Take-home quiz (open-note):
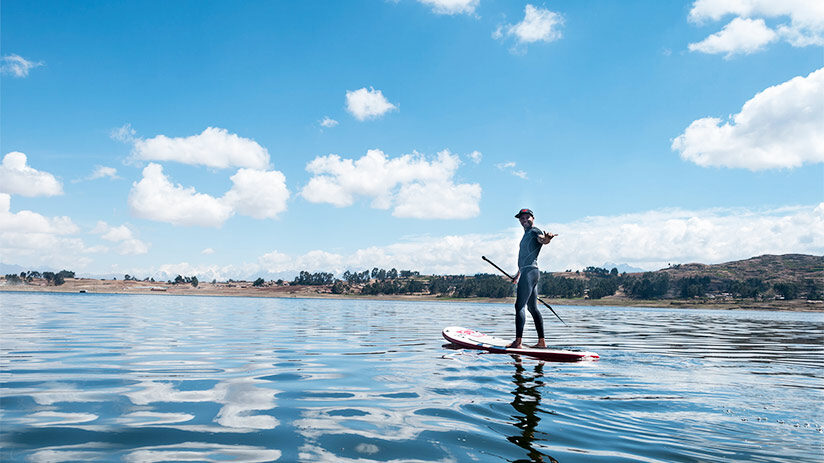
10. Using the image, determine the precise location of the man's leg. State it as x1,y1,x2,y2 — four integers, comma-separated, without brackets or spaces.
510,275,530,348
525,268,545,347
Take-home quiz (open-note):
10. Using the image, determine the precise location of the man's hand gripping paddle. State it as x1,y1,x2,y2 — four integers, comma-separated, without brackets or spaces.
482,256,569,327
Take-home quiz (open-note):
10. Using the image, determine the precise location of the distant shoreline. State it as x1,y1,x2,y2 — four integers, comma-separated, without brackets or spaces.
2,278,822,313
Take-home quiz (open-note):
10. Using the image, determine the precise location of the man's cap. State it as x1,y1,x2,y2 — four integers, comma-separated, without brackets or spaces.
515,208,534,218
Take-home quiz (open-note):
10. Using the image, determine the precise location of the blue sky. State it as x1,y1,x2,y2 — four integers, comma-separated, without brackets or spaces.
1,0,822,280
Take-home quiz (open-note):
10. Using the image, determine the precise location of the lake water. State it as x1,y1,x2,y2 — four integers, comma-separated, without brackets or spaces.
1,292,822,462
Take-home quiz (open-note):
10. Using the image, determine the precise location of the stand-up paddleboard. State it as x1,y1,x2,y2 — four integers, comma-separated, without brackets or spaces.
442,326,599,362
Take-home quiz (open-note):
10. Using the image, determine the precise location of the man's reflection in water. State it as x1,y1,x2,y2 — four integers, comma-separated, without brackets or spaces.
508,357,559,463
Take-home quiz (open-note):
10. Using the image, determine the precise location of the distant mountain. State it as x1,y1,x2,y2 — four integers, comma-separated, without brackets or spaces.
0,263,30,275
602,262,645,274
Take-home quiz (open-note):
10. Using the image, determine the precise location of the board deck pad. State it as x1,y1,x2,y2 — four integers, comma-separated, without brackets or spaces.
442,326,599,362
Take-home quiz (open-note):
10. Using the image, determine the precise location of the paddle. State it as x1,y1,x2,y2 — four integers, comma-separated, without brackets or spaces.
482,255,569,327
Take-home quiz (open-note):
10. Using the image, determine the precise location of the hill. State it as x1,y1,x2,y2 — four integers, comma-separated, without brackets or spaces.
657,254,823,284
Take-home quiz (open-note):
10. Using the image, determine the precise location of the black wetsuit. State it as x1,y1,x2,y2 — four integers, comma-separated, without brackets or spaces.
515,226,545,339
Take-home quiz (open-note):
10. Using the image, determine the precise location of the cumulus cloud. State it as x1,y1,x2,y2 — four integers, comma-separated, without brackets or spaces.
417,0,479,15
688,0,824,55
223,168,290,220
153,202,823,281
467,150,483,164
1,54,43,77
0,193,91,270
494,4,563,51
345,87,397,121
393,181,481,219
0,152,63,197
91,221,149,255
256,237,491,276
689,17,777,57
131,127,270,169
300,149,481,219
129,163,235,227
547,203,824,271
128,163,289,227
330,203,824,272
0,194,76,235
672,67,824,170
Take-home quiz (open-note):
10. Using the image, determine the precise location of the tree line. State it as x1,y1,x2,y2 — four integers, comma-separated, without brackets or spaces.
4,265,820,302
279,266,822,301
4,270,75,286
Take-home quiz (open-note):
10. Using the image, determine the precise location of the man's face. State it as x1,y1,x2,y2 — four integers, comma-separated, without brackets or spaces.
518,214,533,228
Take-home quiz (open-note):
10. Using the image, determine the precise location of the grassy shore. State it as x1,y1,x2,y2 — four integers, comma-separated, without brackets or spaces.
2,278,823,312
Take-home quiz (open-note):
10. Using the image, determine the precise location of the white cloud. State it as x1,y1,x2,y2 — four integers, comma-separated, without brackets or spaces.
345,87,397,121
0,152,63,197
139,203,823,280
320,117,339,128
300,149,481,219
496,161,527,179
111,124,137,143
90,166,119,180
201,248,215,255
223,168,290,220
1,54,43,77
91,221,149,255
128,163,289,227
0,193,91,270
131,127,270,169
688,17,777,57
688,0,824,54
417,0,479,15
74,166,120,183
547,204,824,271
467,150,483,164
128,163,234,227
495,4,563,51
672,67,824,170
393,180,481,219
0,194,76,235
257,237,491,276
287,203,824,274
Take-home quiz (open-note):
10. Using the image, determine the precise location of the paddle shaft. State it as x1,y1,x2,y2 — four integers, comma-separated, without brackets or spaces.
482,256,568,327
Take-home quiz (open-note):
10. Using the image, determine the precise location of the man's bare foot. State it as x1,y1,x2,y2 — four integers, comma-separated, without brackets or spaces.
506,338,523,349
531,339,547,349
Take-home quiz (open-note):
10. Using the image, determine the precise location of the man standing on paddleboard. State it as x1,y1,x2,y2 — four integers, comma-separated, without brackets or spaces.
509,209,557,349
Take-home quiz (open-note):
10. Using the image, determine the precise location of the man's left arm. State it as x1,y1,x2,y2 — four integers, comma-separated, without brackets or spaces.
537,229,557,245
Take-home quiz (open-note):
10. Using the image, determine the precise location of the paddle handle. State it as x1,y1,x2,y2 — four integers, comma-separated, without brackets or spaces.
482,255,514,281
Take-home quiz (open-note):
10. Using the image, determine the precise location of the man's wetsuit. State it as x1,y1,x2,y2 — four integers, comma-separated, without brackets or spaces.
515,226,545,339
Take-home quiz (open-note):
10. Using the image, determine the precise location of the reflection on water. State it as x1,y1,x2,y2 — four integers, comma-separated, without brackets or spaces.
509,359,558,463
1,292,822,462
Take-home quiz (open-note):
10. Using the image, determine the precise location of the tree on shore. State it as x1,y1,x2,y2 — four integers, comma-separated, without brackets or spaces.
623,272,670,299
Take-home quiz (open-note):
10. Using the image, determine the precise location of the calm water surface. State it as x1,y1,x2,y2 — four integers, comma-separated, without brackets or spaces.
1,292,822,462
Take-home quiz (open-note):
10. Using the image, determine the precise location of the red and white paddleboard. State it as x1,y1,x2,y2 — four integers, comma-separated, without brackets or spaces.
442,326,599,362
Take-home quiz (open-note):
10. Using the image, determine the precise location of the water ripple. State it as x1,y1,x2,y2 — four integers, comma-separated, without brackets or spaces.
1,293,822,462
